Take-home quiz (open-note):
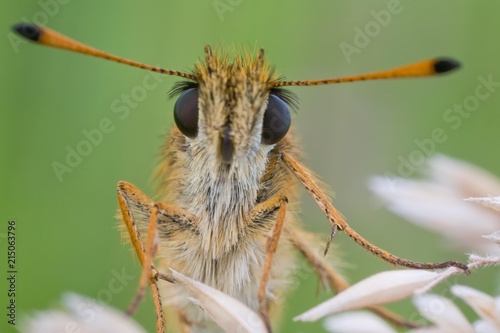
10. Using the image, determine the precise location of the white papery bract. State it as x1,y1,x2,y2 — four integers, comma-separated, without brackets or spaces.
171,269,268,333
370,154,500,254
323,154,500,333
451,285,500,331
19,293,147,333
295,270,440,322
412,294,474,333
323,312,397,333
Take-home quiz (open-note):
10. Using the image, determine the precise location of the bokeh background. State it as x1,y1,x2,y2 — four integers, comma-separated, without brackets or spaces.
2,1,500,332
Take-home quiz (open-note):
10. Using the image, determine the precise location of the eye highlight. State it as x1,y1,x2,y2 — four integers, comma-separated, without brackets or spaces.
174,88,199,138
261,94,291,145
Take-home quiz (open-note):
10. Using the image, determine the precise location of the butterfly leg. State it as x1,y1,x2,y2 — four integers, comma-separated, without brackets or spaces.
250,195,288,333
282,152,468,272
117,181,165,332
117,181,198,333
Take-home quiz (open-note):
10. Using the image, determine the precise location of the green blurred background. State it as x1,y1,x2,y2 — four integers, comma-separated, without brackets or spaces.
2,1,500,332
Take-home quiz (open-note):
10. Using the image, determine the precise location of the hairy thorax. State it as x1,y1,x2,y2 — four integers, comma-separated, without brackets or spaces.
154,128,299,321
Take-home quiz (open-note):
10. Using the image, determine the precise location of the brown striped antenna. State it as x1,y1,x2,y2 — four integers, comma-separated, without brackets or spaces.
12,23,196,80
274,58,460,87
13,23,460,88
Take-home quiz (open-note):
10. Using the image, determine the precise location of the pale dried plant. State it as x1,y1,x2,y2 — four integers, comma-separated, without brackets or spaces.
19,293,148,333
19,271,269,333
322,285,500,333
370,154,500,254
313,154,500,332
300,244,500,332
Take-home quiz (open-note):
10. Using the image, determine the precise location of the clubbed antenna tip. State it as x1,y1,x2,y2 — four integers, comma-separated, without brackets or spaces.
12,23,41,42
433,58,461,74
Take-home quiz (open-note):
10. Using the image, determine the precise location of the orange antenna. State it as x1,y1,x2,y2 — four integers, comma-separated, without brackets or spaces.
12,23,195,80
13,23,460,88
274,58,460,87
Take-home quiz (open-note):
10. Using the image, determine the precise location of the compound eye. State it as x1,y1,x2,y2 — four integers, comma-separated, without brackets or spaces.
261,94,291,145
174,88,199,138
